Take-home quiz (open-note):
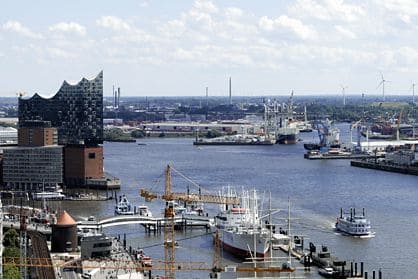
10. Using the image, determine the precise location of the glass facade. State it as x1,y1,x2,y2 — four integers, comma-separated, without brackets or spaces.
3,146,63,191
18,72,103,145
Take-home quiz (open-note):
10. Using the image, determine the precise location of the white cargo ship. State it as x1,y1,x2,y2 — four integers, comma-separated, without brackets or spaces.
212,188,285,259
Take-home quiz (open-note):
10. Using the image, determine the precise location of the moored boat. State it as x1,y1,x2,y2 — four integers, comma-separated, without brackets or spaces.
115,195,135,215
32,192,65,200
138,205,152,217
212,188,282,259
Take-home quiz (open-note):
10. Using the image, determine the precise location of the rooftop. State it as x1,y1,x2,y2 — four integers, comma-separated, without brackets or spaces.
56,210,76,226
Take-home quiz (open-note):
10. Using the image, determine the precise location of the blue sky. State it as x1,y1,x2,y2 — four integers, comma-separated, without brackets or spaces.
2,0,418,97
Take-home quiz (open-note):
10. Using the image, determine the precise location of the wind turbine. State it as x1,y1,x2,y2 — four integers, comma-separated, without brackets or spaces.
376,72,390,102
340,85,348,106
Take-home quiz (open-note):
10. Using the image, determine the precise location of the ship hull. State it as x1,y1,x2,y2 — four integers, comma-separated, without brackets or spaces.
220,229,269,259
277,134,298,144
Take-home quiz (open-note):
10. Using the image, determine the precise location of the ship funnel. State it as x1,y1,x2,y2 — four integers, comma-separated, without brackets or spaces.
353,208,356,217
363,208,365,216
350,208,353,219
340,208,343,218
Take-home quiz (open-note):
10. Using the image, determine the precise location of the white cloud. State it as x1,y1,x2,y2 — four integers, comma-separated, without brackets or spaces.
140,1,149,8
259,15,317,40
49,22,86,36
378,0,418,15
193,0,218,14
225,7,244,18
47,47,75,59
335,25,357,39
96,16,131,31
2,20,43,39
288,0,366,22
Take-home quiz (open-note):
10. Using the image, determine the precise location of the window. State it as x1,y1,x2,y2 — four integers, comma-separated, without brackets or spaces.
88,153,96,159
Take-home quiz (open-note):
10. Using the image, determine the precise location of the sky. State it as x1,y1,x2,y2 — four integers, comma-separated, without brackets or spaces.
2,0,418,97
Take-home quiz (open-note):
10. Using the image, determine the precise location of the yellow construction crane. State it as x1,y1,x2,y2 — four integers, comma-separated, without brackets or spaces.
3,256,295,273
140,165,295,279
2,257,212,271
140,164,240,279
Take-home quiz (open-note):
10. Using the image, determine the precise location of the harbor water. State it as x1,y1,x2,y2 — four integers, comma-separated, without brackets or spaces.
63,123,417,278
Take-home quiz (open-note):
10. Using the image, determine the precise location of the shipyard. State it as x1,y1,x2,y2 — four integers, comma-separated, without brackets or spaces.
2,1,418,279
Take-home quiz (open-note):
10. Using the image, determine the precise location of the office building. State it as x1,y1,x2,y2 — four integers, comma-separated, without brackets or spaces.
2,145,63,191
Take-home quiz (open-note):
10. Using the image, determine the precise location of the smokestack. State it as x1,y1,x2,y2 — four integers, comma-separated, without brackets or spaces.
205,87,209,119
113,85,115,107
229,77,232,105
117,87,121,108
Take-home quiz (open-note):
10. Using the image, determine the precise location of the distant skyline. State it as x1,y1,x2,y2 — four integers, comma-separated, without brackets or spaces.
2,0,418,97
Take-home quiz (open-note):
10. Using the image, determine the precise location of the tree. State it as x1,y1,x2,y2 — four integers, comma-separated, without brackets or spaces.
131,130,145,138
3,229,20,279
3,229,19,248
3,266,20,279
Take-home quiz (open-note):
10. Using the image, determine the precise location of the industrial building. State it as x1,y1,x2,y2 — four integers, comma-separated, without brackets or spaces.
18,120,57,146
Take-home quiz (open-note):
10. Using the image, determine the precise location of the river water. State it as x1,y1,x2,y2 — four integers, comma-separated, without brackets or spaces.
63,123,417,279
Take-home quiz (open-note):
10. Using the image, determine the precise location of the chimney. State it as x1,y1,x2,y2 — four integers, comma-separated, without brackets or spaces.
229,77,232,105
117,87,121,108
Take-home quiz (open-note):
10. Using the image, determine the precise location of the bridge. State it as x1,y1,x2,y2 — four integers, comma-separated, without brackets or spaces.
77,214,212,231
2,214,212,236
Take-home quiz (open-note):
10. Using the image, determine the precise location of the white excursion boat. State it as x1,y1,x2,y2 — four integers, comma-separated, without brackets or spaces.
212,187,286,259
32,192,65,200
335,208,374,237
115,195,135,215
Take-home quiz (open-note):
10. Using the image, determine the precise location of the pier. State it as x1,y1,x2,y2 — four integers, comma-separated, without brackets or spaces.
351,159,418,176
304,152,379,160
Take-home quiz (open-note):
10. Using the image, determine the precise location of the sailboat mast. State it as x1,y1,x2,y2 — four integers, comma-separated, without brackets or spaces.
288,197,291,269
253,189,257,278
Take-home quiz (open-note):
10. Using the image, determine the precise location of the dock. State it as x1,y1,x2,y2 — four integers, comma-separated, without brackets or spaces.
277,242,383,279
351,159,418,176
304,153,380,160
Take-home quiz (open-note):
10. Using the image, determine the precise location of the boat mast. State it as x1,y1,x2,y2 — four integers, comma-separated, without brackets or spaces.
269,192,273,260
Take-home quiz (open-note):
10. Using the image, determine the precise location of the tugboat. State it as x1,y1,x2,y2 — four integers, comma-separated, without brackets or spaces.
335,208,374,237
115,195,135,215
